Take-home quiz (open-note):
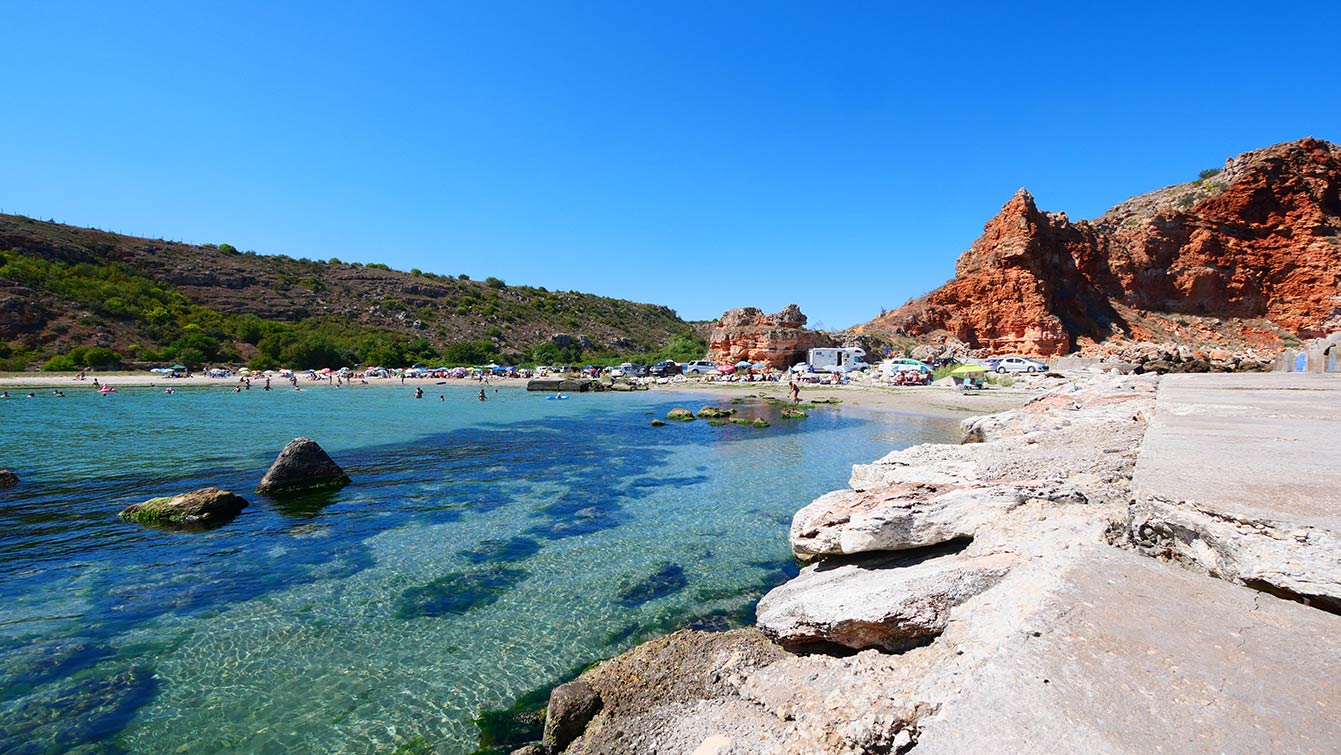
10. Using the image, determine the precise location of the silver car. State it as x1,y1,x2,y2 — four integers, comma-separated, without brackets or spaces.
682,360,719,375
992,356,1048,374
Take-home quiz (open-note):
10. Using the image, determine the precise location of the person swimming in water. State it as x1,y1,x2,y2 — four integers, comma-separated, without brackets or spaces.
478,388,486,401
414,386,424,399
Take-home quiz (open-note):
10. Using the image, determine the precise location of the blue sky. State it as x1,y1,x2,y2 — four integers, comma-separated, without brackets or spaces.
3,1,1338,329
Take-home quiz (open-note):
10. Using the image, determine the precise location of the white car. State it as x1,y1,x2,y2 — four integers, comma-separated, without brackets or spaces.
991,356,1048,374
682,360,719,375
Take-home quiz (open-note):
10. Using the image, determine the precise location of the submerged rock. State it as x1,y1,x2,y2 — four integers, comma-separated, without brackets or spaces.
696,406,734,419
119,487,248,525
666,408,696,421
650,419,666,427
617,563,688,607
256,437,351,494
0,469,18,488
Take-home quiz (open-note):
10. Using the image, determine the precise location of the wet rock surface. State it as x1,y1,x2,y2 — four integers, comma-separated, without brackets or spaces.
0,469,18,488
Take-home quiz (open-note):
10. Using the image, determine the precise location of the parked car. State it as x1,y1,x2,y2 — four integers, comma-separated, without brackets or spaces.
650,360,682,377
991,356,1048,374
682,360,718,375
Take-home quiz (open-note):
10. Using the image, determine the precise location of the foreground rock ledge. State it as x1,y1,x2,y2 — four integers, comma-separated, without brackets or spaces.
529,373,1341,755
256,437,351,495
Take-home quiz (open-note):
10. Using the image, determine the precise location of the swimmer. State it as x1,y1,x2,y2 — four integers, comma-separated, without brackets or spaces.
0,391,7,398
414,387,424,399
439,395,445,401
165,387,175,394
25,392,35,398
478,388,486,401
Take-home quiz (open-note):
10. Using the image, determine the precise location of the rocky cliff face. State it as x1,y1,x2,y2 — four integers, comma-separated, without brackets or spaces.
862,138,1341,356
706,304,832,368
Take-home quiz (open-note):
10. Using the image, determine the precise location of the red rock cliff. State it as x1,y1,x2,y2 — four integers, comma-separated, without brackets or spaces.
863,138,1341,356
707,304,833,368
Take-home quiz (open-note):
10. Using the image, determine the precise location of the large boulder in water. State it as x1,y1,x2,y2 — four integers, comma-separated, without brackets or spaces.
257,437,351,494
0,469,17,488
119,487,248,524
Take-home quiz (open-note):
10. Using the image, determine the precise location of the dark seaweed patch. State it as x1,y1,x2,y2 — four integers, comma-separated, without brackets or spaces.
0,638,116,702
395,567,528,618
458,536,542,565
470,660,598,755
616,563,687,607
1,665,158,754
602,602,755,648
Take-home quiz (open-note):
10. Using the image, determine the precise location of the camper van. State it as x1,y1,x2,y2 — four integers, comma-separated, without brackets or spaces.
806,347,869,373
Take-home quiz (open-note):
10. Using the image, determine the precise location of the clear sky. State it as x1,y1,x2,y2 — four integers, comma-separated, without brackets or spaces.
3,1,1338,329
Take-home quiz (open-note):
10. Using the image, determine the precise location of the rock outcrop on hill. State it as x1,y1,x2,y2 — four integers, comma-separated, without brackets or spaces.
529,373,1341,754
706,304,832,368
861,138,1341,357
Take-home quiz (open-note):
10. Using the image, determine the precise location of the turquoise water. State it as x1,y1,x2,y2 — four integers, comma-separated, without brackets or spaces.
0,382,957,753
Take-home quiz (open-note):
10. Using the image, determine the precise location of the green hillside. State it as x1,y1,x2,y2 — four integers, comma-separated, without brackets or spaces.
0,214,704,371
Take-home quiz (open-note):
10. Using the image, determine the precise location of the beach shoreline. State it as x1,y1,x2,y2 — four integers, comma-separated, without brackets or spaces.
1,371,1037,420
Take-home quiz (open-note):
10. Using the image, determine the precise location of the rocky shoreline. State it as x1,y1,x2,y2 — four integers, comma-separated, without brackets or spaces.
508,371,1341,754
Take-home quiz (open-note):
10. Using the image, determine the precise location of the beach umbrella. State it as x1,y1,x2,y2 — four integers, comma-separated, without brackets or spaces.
170,364,188,371
950,364,986,375
735,360,753,367
751,362,768,370
717,364,736,373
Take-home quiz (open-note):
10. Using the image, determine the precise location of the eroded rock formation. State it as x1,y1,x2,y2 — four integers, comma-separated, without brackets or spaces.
861,138,1341,356
707,304,832,368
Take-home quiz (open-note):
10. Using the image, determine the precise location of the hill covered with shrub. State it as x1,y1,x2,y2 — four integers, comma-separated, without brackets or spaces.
0,214,704,371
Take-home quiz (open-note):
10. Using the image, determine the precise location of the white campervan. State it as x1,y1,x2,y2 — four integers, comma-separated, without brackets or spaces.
806,347,868,373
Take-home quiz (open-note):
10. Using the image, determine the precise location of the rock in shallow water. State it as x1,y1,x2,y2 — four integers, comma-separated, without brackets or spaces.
542,681,602,752
119,487,248,525
256,437,351,494
0,469,18,488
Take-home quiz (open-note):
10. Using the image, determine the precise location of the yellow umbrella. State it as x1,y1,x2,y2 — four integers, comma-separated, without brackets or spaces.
950,364,986,375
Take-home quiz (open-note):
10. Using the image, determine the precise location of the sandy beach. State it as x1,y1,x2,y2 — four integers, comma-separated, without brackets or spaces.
1,371,1036,420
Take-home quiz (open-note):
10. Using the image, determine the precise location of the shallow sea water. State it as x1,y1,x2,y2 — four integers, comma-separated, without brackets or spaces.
0,382,957,753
